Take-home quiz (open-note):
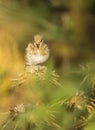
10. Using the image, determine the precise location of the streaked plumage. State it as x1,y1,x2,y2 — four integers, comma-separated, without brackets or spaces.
26,35,49,66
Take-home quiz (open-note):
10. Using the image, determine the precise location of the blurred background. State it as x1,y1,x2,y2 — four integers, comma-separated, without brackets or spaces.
0,0,95,71
0,0,95,130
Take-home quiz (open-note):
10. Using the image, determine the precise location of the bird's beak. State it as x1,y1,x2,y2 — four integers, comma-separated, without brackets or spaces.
36,44,39,48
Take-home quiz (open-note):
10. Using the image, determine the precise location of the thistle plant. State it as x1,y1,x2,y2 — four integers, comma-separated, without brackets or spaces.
63,63,95,130
0,35,62,130
1,36,95,130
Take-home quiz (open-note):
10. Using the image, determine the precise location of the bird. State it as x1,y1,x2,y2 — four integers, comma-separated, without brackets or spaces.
25,35,49,66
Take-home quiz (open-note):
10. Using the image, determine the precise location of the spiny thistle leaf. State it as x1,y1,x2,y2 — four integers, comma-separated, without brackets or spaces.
11,65,62,89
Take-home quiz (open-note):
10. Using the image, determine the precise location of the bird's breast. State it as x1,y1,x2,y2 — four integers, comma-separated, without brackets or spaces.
31,54,48,64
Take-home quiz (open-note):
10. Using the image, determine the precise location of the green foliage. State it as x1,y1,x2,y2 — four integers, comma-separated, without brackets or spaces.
0,0,95,130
